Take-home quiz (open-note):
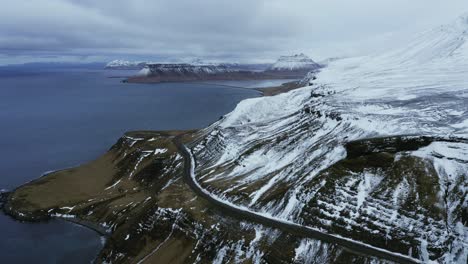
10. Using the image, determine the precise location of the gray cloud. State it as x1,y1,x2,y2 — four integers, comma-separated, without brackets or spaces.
1,0,468,64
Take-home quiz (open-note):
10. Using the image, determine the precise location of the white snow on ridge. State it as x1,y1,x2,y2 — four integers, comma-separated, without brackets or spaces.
204,12,468,202
317,14,468,102
186,147,420,263
312,13,468,139
191,13,468,263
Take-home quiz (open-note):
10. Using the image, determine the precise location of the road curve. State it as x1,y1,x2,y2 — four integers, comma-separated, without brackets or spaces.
173,137,420,264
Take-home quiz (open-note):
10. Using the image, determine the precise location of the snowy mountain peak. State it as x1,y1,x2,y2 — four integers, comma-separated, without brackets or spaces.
269,53,320,71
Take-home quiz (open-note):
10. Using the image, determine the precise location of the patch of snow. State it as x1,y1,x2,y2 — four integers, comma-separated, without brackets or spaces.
51,213,75,218
105,179,121,190
153,148,167,155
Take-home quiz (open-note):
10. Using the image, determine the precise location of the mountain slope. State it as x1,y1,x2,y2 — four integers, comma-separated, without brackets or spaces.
189,14,468,263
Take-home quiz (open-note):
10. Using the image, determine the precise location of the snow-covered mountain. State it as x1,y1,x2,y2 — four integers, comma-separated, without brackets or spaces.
269,53,320,71
105,60,147,69
189,14,468,263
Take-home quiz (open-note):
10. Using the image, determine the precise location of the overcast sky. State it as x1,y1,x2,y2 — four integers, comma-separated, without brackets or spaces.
1,0,467,65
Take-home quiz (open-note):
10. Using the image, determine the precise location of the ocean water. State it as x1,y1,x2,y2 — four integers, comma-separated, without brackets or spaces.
200,79,296,88
0,66,261,263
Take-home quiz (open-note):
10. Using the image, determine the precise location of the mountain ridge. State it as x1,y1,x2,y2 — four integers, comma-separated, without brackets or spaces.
189,13,468,263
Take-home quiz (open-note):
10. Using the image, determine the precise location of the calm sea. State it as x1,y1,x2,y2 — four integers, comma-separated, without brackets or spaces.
0,65,261,263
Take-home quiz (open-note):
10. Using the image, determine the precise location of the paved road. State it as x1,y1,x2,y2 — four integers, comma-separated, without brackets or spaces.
173,137,420,264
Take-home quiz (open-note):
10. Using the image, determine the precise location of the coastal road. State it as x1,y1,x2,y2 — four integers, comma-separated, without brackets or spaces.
173,137,420,264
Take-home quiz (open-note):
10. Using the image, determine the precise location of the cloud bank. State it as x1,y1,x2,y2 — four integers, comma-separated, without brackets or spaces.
1,0,467,64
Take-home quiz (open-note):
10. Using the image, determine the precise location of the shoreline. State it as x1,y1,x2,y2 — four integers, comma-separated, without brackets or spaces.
61,217,110,237
2,80,308,263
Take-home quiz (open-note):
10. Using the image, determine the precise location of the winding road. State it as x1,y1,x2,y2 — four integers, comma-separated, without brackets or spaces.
173,137,420,264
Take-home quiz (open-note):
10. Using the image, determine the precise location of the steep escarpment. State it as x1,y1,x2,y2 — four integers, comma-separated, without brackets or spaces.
188,14,468,263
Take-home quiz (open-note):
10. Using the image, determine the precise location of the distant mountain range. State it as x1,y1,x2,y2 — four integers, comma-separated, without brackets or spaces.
105,54,320,73
117,54,321,83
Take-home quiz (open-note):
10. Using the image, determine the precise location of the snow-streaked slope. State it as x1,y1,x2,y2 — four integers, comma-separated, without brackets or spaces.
318,14,468,102
191,14,468,263
269,53,320,71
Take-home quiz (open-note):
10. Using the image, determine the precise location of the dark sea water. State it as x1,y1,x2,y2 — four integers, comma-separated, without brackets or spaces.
0,66,260,263
200,79,295,88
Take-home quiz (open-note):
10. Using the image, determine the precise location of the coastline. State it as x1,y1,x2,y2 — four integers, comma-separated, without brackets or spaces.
61,217,110,237
0,70,271,264
1,79,307,263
